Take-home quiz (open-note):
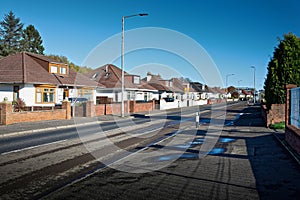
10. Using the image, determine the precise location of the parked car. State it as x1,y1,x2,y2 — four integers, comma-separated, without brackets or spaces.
68,97,88,106
163,97,175,102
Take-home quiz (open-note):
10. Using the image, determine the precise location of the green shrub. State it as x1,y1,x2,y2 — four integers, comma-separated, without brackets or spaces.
269,122,285,129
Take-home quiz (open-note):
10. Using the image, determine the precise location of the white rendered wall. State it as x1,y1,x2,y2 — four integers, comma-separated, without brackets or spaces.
0,84,13,102
57,88,64,104
159,99,180,110
19,84,36,106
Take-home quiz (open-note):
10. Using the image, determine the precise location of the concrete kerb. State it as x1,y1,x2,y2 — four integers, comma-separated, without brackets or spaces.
0,121,97,138
0,116,135,139
270,128,300,165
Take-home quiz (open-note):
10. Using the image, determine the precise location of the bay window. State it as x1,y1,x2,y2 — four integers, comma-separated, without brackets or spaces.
36,87,55,103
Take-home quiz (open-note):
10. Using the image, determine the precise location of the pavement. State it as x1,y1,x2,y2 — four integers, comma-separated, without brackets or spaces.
234,105,300,165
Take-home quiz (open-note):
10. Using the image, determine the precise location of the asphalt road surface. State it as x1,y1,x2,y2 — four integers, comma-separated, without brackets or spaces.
46,105,300,200
0,102,299,200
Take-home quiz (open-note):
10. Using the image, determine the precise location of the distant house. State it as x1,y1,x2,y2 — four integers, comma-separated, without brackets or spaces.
242,89,253,99
206,86,226,99
86,64,157,103
142,72,173,100
0,52,97,106
190,82,207,99
142,72,207,109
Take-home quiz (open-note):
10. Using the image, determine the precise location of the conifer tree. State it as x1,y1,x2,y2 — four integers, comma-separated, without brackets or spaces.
0,11,23,56
21,24,44,54
264,33,300,108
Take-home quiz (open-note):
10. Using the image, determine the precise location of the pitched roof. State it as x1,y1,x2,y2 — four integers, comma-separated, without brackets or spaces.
242,90,252,95
86,64,156,90
26,52,66,64
207,86,226,94
171,78,196,93
143,73,172,92
0,52,27,83
190,82,206,93
0,52,97,87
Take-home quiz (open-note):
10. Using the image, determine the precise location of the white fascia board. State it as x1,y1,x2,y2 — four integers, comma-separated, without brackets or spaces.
126,88,158,92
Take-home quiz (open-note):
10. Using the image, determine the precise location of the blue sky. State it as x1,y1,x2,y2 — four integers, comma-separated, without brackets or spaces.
1,0,300,89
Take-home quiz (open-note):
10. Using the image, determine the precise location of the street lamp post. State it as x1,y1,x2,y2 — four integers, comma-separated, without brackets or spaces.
121,13,148,117
251,66,256,104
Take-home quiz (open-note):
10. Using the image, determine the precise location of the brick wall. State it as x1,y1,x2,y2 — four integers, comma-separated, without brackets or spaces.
285,125,300,155
261,104,285,127
8,110,67,124
207,99,226,105
85,100,155,117
62,101,71,119
105,103,129,115
95,104,105,116
270,104,285,124
0,101,71,125
85,101,129,117
130,100,155,113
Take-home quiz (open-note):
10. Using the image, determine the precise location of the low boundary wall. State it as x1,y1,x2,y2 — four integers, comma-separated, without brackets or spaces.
0,101,71,125
261,104,285,127
83,100,155,117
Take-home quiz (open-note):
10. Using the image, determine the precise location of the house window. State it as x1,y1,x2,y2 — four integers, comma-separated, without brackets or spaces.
60,67,67,75
78,88,93,100
127,91,135,100
50,66,58,73
36,87,55,103
133,76,140,84
49,64,68,75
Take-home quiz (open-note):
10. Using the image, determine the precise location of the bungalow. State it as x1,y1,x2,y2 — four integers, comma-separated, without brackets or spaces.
86,64,157,104
241,89,253,100
0,52,97,106
143,73,205,109
143,72,173,100
190,82,207,100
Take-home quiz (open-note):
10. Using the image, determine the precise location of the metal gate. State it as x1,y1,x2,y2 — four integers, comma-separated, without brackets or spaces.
290,87,300,129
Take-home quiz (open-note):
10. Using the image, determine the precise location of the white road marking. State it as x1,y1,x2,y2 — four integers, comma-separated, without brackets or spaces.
1,139,68,155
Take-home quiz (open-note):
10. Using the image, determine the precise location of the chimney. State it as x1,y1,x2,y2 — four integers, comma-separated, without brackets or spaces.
147,72,152,82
